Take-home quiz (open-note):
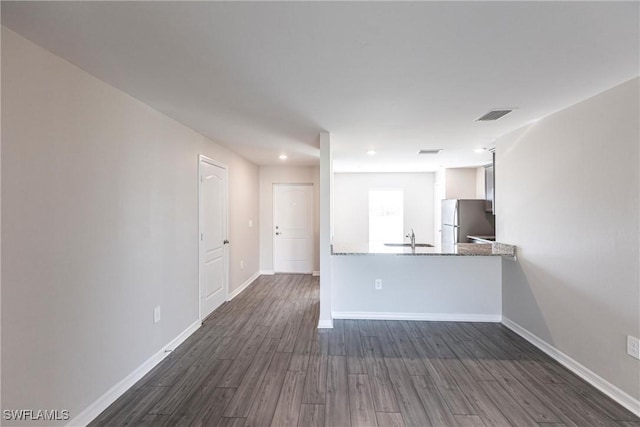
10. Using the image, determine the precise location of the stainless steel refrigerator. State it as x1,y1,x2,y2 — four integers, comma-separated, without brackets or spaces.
441,199,495,245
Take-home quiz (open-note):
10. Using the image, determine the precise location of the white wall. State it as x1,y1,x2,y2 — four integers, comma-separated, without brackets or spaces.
497,77,640,404
332,255,502,320
333,173,435,248
1,28,260,424
259,165,320,273
228,160,261,290
445,167,478,199
434,167,480,248
475,166,485,199
434,170,445,248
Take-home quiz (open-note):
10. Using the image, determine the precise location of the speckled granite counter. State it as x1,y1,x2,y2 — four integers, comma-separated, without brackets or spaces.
332,242,516,259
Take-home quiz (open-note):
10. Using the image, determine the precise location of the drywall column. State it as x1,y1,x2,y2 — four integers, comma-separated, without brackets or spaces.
318,132,333,328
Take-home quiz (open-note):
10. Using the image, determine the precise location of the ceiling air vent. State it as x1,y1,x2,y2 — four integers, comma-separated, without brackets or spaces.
418,149,442,155
476,109,513,121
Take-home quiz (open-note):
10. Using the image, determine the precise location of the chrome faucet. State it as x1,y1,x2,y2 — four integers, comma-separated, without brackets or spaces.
406,228,416,250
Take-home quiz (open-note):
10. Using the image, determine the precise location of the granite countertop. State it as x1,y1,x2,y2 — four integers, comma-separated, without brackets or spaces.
332,242,516,259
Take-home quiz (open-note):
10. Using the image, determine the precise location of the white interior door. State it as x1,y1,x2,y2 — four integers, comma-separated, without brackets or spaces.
199,156,228,320
273,184,313,273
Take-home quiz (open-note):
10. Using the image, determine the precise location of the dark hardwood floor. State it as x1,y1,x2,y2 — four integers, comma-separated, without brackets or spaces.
90,274,639,426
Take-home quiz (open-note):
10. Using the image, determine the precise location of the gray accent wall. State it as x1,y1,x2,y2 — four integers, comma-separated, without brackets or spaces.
1,28,260,423
497,77,640,401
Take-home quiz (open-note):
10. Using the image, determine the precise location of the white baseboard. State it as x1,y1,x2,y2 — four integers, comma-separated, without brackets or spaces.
502,317,640,417
67,320,201,426
332,311,502,322
228,271,260,301
260,270,318,276
317,319,334,329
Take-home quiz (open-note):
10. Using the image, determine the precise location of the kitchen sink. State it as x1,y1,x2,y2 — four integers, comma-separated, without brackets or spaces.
384,243,434,248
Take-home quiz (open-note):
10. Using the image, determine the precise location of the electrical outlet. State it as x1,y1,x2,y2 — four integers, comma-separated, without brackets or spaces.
153,306,161,324
374,279,382,290
248,219,253,228
627,335,640,359
240,260,244,270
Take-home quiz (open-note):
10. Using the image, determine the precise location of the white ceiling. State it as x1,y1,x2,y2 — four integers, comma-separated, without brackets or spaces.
2,2,639,172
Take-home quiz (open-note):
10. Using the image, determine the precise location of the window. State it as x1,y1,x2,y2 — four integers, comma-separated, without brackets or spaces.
369,189,404,246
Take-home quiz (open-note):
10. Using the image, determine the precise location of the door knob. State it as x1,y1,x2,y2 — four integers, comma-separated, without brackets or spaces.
223,240,229,244
275,232,282,235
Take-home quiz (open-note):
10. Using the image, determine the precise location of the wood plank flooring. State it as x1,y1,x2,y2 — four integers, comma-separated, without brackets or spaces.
90,274,639,426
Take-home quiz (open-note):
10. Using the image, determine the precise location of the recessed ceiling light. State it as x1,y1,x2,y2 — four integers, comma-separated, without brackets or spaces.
279,154,288,160
473,148,486,153
367,150,376,156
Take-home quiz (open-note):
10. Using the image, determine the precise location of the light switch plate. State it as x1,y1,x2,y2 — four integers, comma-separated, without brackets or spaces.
154,306,161,324
627,335,639,359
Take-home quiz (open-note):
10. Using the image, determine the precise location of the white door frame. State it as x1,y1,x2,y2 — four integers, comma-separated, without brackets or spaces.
272,183,314,274
198,155,229,322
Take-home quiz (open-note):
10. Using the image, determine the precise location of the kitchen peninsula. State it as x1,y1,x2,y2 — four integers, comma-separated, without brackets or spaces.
330,241,516,322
